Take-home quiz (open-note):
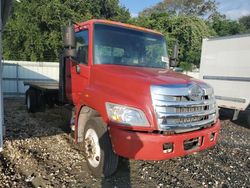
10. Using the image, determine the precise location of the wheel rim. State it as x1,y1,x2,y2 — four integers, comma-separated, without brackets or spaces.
27,94,31,109
84,128,101,168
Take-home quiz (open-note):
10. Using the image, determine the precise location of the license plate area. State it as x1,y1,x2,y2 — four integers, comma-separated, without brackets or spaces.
183,137,203,151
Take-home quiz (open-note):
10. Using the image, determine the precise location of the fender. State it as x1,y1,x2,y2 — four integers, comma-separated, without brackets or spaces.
75,105,100,143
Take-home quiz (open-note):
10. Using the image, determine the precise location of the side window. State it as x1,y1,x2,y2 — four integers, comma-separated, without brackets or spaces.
75,30,89,65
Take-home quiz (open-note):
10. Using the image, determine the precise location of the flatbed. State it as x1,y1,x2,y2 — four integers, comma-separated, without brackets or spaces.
24,81,59,91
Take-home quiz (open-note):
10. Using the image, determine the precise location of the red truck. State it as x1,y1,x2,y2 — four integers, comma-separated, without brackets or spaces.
24,19,220,177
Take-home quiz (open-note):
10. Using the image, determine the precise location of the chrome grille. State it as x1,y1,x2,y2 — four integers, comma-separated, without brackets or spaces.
151,84,217,133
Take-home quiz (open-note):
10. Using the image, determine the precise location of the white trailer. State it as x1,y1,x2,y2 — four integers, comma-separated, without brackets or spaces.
199,34,250,120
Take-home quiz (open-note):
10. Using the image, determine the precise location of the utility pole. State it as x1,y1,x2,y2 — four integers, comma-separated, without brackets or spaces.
0,0,12,151
0,0,4,152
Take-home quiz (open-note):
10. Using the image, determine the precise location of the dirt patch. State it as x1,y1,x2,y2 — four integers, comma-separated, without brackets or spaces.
0,99,249,187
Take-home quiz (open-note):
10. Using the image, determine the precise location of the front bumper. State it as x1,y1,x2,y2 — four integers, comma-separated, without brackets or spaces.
109,120,220,160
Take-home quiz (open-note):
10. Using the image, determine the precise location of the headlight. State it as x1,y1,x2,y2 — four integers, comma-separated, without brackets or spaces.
105,102,149,126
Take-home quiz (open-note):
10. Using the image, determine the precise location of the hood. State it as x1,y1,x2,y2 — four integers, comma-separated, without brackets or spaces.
91,64,203,105
92,64,197,86
89,64,204,130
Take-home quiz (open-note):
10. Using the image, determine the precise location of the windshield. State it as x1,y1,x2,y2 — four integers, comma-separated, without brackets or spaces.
94,24,168,68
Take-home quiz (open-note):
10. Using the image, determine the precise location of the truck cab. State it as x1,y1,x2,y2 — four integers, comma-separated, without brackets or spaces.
29,19,221,177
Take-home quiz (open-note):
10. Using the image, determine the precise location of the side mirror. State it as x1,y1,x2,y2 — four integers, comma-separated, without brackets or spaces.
63,21,76,58
170,41,179,67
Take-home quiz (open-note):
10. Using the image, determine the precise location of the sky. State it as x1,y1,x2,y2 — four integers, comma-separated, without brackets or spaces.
120,0,250,20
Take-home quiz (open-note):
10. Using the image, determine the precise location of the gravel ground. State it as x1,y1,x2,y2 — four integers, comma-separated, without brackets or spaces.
0,98,249,188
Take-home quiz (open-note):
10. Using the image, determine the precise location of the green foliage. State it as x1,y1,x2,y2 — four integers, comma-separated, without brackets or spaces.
208,16,246,36
239,15,250,32
180,62,192,72
140,0,218,18
3,0,130,61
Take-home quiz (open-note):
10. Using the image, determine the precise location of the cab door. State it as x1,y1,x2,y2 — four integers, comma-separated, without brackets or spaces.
65,28,90,104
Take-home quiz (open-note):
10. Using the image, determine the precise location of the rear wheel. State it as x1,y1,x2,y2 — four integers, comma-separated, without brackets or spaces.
26,88,46,113
26,89,37,113
83,117,119,177
246,110,250,127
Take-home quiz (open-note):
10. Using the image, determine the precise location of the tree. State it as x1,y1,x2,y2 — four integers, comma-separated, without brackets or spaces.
180,62,192,73
208,16,246,36
3,0,130,61
239,15,250,32
139,0,218,18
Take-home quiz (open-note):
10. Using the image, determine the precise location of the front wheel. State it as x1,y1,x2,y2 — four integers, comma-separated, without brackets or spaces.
83,117,119,177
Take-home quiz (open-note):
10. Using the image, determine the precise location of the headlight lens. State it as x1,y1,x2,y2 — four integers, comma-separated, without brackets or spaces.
105,102,149,126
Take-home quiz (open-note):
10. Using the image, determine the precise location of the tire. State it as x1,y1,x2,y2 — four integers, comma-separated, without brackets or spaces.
83,117,119,177
26,88,46,113
246,111,250,128
26,89,37,113
47,101,54,108
38,94,46,112
45,93,55,108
